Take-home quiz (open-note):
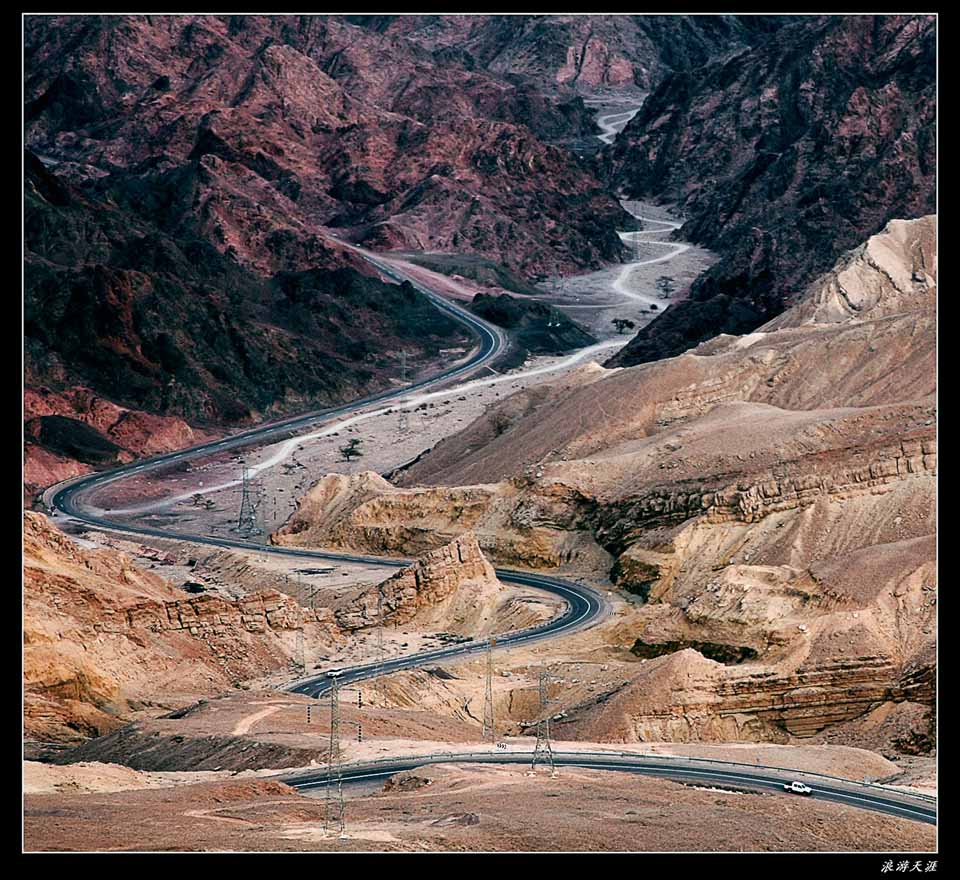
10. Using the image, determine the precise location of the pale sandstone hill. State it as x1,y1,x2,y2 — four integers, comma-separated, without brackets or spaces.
760,216,936,329
277,217,936,753
318,531,556,637
23,512,341,744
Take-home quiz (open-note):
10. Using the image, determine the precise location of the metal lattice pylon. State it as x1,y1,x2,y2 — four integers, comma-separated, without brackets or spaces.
397,351,410,437
482,637,496,742
530,666,557,777
234,463,263,537
376,585,385,682
324,672,345,836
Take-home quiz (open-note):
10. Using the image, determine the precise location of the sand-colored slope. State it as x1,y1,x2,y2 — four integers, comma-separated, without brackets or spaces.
23,512,341,744
275,217,936,753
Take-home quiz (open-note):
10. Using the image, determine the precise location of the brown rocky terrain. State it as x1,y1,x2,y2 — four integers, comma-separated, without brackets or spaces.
23,150,471,497
332,532,550,637
365,15,790,94
24,15,633,278
23,511,342,744
602,14,936,366
21,15,938,851
23,763,935,852
275,216,936,756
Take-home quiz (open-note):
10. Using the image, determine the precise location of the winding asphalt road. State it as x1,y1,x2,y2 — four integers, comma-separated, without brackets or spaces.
45,252,608,692
41,221,935,829
281,750,936,826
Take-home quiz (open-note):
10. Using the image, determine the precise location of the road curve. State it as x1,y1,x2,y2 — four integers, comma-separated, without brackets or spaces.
45,251,607,694
280,750,936,826
49,260,506,506
41,235,934,827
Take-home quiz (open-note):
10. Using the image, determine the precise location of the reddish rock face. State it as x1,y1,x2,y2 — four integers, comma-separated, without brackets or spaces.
360,15,785,92
23,14,660,488
335,532,498,630
24,15,632,279
23,147,470,493
602,14,936,367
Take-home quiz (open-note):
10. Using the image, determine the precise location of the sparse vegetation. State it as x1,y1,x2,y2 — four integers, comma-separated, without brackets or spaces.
656,275,677,299
339,437,364,461
491,412,512,436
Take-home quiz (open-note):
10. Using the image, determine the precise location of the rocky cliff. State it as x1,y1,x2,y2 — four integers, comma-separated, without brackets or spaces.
23,512,341,744
603,14,935,366
334,532,506,635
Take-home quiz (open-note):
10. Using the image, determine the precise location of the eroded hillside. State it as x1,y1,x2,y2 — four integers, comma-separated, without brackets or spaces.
274,216,936,754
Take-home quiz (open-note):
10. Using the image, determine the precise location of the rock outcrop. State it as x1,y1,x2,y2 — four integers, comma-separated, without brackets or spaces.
23,512,341,744
554,645,934,748
335,532,501,633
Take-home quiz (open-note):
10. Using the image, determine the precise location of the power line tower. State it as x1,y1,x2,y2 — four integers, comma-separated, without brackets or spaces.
235,463,263,538
376,585,385,682
397,351,410,438
482,637,496,743
529,666,558,777
324,671,346,837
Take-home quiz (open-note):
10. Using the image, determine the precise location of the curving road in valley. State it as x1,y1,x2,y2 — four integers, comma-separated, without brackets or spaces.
40,112,935,826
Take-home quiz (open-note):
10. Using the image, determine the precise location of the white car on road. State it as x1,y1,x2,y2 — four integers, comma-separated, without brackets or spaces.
784,781,813,796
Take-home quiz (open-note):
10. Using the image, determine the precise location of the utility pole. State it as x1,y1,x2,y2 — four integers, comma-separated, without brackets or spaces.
324,671,346,837
529,665,558,777
482,637,496,743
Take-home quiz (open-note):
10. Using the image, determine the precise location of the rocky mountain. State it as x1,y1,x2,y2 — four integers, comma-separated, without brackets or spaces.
276,216,936,753
602,14,936,366
357,15,789,92
24,15,631,278
23,150,469,499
